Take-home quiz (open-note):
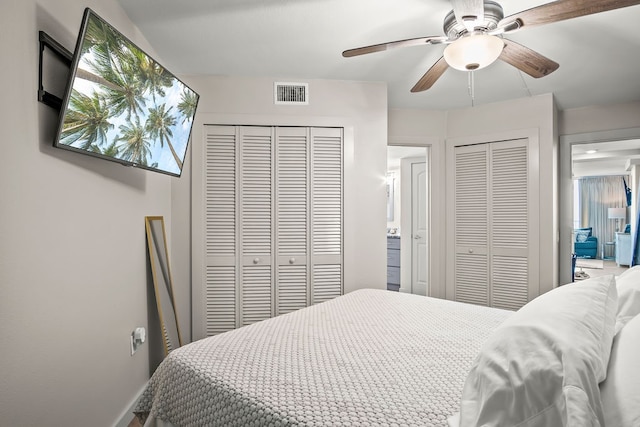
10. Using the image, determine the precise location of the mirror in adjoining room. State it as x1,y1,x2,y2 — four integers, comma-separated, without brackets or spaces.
571,140,640,280
145,216,183,356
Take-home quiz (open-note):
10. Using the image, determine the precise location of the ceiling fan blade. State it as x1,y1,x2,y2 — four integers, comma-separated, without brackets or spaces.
451,0,485,30
411,57,449,92
499,0,640,31
499,39,559,78
342,36,448,57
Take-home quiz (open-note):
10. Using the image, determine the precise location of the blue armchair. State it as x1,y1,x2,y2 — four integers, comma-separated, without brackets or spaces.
574,227,597,259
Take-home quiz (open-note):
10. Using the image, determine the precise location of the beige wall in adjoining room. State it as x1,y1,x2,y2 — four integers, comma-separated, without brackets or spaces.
174,76,389,340
0,1,175,425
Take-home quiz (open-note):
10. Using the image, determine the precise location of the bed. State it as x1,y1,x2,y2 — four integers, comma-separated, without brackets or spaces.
135,289,511,426
135,271,640,427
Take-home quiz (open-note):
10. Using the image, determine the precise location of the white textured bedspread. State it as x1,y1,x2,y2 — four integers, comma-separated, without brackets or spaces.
136,289,512,426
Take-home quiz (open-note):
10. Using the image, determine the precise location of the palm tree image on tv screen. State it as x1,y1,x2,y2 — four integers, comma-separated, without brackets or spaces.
59,11,198,176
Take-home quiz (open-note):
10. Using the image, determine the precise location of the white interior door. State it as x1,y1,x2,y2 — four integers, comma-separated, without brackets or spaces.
203,125,238,336
310,127,343,304
275,127,309,315
411,162,428,296
399,155,428,295
197,125,343,338
239,126,273,326
453,145,490,305
489,140,530,310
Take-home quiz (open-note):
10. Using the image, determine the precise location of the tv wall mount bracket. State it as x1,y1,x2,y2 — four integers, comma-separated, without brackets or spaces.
38,31,72,111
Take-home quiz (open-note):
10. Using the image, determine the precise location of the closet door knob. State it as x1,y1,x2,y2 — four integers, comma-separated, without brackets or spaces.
468,249,474,254
253,258,260,264
289,258,296,264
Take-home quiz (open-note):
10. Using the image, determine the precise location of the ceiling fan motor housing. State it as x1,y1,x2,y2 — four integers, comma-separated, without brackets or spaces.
443,0,504,39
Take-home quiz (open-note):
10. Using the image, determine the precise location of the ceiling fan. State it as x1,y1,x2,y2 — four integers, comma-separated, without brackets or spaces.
342,0,640,92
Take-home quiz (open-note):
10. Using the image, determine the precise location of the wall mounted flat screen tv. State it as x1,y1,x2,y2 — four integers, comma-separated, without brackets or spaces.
54,8,199,177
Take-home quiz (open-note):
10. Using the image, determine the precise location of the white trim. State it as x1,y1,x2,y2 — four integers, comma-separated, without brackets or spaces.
388,136,444,299
112,381,149,427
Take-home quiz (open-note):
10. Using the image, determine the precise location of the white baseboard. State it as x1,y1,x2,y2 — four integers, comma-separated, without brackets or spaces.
113,381,148,427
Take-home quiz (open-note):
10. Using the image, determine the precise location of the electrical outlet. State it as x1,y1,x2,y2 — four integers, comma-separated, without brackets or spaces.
130,327,146,355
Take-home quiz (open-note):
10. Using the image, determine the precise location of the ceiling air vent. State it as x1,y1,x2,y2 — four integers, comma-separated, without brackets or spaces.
274,82,308,105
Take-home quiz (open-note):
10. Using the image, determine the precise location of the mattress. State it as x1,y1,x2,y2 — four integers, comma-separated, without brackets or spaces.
135,289,512,426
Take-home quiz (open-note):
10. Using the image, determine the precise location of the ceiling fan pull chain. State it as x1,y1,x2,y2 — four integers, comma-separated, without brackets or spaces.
468,70,475,107
518,70,532,97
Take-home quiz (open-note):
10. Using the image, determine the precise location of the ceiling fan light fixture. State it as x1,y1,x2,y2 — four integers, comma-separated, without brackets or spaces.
443,34,504,71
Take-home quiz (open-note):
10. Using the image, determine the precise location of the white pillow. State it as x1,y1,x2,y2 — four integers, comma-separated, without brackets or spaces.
457,275,617,427
616,264,639,280
600,314,640,427
615,266,640,332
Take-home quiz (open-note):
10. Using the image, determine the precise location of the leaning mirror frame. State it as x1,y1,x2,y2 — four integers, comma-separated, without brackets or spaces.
145,216,183,356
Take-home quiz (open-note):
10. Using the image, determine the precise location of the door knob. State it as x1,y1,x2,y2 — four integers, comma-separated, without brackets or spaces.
253,258,260,264
289,257,296,264
414,235,422,240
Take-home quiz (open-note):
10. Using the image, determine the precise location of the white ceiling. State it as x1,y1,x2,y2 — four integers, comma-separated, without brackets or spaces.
572,139,640,177
116,0,640,111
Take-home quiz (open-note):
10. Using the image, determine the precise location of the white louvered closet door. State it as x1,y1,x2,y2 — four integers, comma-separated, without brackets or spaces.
311,128,343,304
240,126,273,326
453,139,530,310
454,145,490,306
490,139,529,310
203,125,238,335
201,125,343,336
275,127,309,315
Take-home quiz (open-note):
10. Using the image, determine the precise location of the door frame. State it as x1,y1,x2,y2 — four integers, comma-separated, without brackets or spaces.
559,127,640,284
388,136,442,298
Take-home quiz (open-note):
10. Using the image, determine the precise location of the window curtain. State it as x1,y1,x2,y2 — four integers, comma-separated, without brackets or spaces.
578,175,627,259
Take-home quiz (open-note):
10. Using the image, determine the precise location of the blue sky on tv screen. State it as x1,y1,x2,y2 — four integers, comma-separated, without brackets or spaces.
60,13,197,175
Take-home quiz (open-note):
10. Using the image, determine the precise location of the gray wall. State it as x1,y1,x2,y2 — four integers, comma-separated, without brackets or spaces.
2,0,639,424
0,1,172,425
0,3,390,422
